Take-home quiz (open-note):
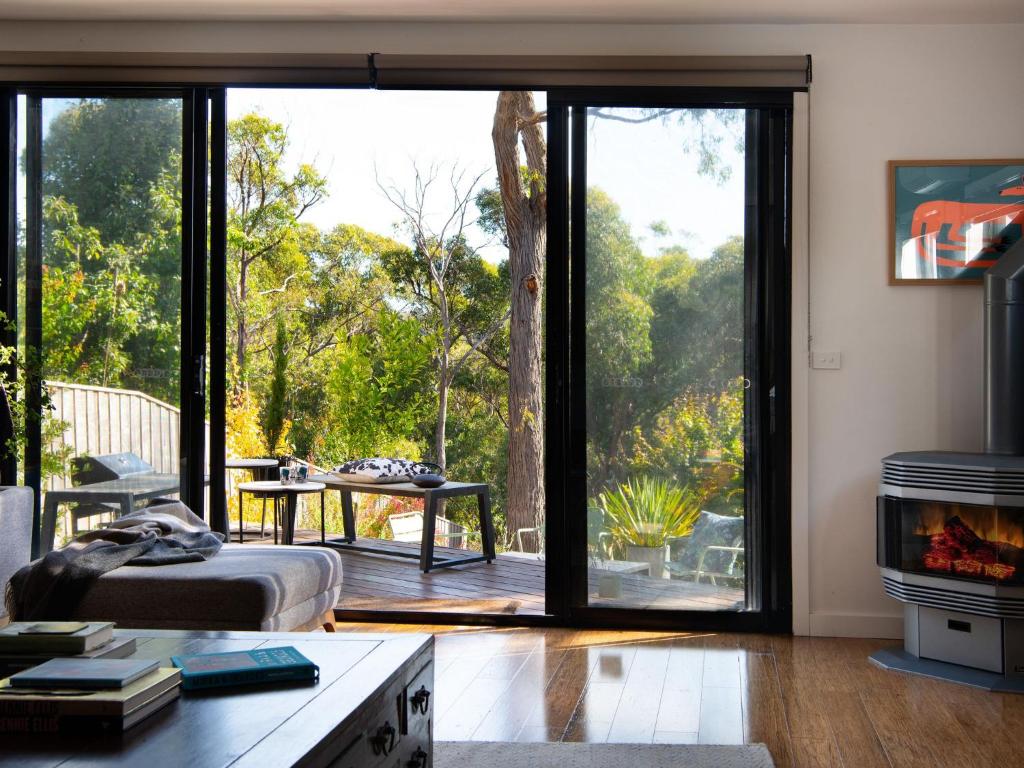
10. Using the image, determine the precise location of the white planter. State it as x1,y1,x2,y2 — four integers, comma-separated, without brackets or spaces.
625,544,668,579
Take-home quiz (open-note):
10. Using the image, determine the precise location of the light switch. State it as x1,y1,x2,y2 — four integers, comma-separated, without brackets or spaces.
812,351,841,369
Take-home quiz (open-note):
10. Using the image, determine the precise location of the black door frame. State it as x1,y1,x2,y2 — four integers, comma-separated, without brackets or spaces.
9,87,211,556
545,87,793,632
2,80,793,632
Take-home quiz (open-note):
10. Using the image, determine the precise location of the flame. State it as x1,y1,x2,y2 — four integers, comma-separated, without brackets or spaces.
912,505,1024,549
914,504,1021,581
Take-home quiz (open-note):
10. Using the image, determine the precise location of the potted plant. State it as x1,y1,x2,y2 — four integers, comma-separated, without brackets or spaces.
598,477,702,579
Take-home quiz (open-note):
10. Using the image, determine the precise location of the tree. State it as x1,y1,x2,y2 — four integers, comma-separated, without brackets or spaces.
584,188,654,488
314,310,436,462
41,98,182,247
35,99,184,404
379,164,510,470
490,91,547,539
227,114,326,390
262,316,289,455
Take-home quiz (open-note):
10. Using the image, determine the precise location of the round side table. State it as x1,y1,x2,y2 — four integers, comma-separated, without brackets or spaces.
237,480,326,545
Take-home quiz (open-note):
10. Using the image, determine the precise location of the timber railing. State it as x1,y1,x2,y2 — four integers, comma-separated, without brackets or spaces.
44,380,209,492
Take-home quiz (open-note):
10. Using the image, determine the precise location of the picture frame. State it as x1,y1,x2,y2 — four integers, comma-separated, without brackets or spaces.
888,159,1024,285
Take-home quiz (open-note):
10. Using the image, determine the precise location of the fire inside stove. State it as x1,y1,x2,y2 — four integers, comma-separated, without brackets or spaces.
910,504,1024,583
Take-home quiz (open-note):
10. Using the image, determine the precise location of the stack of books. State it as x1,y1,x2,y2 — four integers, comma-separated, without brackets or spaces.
0,627,181,734
0,622,136,675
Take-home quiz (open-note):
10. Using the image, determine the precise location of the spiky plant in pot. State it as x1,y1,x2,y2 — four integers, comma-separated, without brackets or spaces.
597,477,703,578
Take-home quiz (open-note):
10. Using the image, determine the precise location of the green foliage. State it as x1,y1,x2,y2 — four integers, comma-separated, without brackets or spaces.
584,188,654,487
40,193,181,402
596,476,703,549
35,99,184,406
0,331,73,484
41,98,182,246
311,311,435,463
628,378,745,515
226,113,327,390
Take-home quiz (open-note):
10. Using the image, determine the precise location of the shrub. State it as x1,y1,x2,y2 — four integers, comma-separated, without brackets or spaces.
597,476,702,550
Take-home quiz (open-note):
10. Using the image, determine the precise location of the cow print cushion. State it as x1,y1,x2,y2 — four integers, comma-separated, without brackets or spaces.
331,458,442,484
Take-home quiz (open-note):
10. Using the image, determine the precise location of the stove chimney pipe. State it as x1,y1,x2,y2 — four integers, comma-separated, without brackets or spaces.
985,238,1024,455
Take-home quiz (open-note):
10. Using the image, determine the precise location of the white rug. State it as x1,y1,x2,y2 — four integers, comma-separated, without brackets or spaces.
434,741,775,767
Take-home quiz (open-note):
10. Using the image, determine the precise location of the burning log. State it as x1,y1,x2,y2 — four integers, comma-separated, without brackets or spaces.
921,514,1023,581
944,516,983,550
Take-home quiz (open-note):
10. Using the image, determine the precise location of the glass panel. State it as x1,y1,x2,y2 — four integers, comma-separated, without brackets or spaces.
222,89,546,615
19,96,184,551
584,107,747,611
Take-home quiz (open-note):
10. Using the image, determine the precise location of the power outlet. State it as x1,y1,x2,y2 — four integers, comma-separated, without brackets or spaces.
811,351,841,370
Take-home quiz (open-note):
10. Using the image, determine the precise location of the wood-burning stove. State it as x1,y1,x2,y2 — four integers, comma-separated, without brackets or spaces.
873,239,1024,691
874,452,1024,689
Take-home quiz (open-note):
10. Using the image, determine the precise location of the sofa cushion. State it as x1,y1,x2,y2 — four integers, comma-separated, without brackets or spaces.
70,544,342,630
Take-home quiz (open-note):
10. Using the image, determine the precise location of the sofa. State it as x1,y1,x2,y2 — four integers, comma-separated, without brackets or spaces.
1,486,343,632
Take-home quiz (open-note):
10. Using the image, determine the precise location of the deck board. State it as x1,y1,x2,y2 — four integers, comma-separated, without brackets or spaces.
235,525,745,615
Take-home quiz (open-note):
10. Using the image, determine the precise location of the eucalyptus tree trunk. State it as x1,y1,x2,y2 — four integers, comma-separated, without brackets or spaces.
436,288,450,470
493,91,546,543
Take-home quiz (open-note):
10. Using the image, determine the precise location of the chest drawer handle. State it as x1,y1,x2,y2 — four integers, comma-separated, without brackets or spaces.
410,686,431,715
370,722,396,755
407,747,429,768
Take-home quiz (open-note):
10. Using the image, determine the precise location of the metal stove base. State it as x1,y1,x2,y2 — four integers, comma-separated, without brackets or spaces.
869,648,1024,693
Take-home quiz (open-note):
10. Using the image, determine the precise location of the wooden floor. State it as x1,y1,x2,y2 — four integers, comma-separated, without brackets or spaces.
332,622,1024,768
237,526,744,615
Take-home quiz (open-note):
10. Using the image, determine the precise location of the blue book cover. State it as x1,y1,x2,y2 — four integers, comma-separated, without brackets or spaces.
171,646,319,690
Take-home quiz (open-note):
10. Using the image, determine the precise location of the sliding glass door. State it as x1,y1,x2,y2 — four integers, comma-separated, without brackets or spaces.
2,79,792,630
548,92,792,630
14,90,208,555
215,88,548,616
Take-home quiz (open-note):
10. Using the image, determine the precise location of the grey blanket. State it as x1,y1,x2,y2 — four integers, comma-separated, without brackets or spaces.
5,502,223,621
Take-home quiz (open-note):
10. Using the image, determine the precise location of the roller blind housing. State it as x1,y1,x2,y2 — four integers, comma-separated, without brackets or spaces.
0,52,810,88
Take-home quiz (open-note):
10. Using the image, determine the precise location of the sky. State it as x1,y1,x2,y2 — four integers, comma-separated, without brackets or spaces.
227,89,745,262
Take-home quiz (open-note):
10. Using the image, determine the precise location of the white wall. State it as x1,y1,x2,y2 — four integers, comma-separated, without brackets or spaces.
3,20,1023,637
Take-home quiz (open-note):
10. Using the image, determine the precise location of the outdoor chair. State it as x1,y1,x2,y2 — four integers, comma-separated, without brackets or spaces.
514,508,612,563
667,510,744,585
388,510,474,549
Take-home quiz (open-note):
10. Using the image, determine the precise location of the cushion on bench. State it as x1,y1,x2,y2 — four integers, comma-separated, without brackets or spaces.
70,544,343,632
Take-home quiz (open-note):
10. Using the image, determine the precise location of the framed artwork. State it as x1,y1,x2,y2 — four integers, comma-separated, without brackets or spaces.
889,159,1024,285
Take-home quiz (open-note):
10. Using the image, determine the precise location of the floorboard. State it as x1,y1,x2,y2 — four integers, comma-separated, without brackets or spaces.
330,623,1023,768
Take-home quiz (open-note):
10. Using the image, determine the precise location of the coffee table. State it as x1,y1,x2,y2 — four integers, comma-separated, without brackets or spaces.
0,628,434,768
237,481,326,546
307,474,496,573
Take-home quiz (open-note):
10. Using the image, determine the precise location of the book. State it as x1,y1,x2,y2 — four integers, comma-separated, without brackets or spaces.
9,658,160,689
0,636,137,676
0,622,114,655
0,671,181,733
0,667,181,720
171,645,319,690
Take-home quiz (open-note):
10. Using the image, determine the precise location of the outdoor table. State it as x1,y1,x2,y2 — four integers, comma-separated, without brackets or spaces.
237,480,326,546
41,473,184,554
306,473,496,573
227,458,281,543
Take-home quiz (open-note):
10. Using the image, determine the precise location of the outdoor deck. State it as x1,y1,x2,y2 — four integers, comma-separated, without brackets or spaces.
234,525,745,616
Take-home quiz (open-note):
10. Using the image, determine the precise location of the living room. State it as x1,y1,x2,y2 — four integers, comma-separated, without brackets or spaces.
0,2,1022,767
